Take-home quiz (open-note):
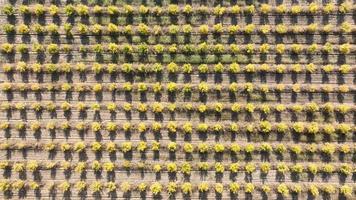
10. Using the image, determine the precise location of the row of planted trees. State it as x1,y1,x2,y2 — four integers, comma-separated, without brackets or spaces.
3,3,354,17
2,42,354,55
0,140,354,156
0,100,352,116
1,83,353,95
0,179,354,198
0,117,353,135
1,62,354,74
3,22,355,36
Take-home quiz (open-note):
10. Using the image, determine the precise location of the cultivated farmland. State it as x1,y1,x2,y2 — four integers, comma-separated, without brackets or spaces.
0,0,355,199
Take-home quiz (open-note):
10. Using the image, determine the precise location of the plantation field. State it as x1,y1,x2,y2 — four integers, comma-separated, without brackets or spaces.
0,0,355,199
